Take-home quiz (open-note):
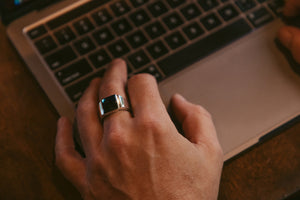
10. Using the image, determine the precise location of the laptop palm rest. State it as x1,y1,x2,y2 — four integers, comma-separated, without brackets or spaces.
159,20,300,160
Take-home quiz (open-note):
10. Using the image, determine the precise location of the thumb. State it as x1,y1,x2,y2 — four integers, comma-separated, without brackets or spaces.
170,94,220,149
277,26,300,63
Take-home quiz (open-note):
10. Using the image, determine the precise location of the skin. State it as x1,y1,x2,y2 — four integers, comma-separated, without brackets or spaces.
55,1,300,200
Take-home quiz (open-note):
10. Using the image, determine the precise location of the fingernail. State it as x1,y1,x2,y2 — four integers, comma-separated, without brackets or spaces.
173,93,186,102
278,28,293,48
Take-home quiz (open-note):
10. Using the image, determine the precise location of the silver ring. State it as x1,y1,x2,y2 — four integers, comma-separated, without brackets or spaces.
99,94,130,119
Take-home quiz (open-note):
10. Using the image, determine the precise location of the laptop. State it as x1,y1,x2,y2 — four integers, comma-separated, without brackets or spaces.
1,0,300,160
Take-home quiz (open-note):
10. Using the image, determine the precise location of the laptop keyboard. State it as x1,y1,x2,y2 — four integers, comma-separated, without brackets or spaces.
26,0,284,103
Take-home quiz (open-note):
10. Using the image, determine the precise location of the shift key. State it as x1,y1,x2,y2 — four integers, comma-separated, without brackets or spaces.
56,59,93,86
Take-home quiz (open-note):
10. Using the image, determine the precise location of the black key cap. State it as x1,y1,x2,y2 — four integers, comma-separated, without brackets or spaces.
181,3,202,20
165,31,187,50
147,40,169,59
167,0,186,8
47,0,110,30
27,25,47,39
129,9,151,26
128,50,151,69
111,18,133,36
93,27,115,45
45,46,77,70
66,70,105,102
148,1,169,17
130,0,149,7
247,7,274,28
110,1,131,16
126,30,148,49
157,18,252,76
198,0,219,11
73,37,96,55
92,8,113,26
35,35,57,54
235,0,256,12
54,26,76,45
73,17,95,35
89,49,112,68
218,4,240,21
138,65,163,81
163,12,184,30
268,0,284,16
56,59,93,86
145,21,166,39
201,13,222,30
108,40,130,57
182,22,205,40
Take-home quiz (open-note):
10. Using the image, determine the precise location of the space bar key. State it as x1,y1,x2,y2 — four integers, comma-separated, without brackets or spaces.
157,18,252,77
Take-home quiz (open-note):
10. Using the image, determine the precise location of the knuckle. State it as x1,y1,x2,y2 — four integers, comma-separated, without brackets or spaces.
106,124,128,149
128,73,156,85
193,105,212,119
137,115,166,134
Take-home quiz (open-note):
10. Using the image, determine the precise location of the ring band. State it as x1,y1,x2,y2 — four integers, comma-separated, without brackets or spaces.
99,94,130,119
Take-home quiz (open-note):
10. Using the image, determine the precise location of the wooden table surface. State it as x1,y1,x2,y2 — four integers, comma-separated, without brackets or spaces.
0,21,299,200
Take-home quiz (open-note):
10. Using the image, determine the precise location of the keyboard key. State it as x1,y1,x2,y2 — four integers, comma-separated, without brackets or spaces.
93,27,115,45
110,0,131,16
201,13,222,30
54,26,76,45
66,70,105,102
130,0,149,7
163,12,184,30
129,9,151,26
56,59,93,86
73,17,95,35
181,3,202,20
46,0,110,30
235,0,256,12
147,40,169,59
73,37,96,55
45,46,77,70
148,1,169,17
165,31,187,49
157,18,252,76
145,21,166,39
198,0,219,11
218,4,240,21
35,35,57,54
138,65,163,81
247,7,273,27
182,22,205,40
128,50,150,69
126,30,148,49
268,0,284,16
92,8,113,26
89,49,112,68
108,40,130,57
27,25,47,39
167,0,186,8
111,18,133,36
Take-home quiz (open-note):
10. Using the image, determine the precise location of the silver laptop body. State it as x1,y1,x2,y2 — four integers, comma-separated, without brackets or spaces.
4,0,300,160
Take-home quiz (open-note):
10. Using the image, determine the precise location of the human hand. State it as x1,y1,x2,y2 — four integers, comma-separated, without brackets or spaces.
55,59,223,200
277,0,300,63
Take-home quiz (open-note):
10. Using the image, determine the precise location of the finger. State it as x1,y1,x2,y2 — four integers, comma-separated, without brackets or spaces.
278,26,300,63
76,78,103,155
283,0,300,17
170,94,220,147
127,74,169,119
55,117,87,191
99,59,131,127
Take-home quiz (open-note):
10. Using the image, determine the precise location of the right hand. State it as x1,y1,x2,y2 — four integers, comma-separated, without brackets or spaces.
277,0,300,63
